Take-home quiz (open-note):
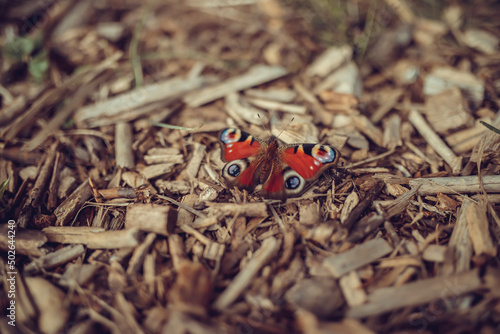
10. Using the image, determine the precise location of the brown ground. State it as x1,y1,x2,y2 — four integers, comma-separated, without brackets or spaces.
1,0,500,333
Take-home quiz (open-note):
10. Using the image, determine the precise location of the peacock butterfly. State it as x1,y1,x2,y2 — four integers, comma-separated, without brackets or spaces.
218,128,341,200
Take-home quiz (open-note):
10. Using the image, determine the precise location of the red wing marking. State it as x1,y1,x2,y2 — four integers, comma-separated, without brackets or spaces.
281,147,322,179
233,160,261,188
223,139,262,162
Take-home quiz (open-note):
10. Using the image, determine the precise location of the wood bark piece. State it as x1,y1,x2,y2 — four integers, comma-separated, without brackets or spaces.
213,236,279,311
315,61,362,97
293,80,333,126
115,122,135,168
75,75,211,127
183,64,288,107
24,244,85,275
408,109,462,173
1,52,122,140
409,175,500,195
346,213,385,243
382,114,402,150
54,179,93,226
463,28,499,55
246,96,307,114
125,203,177,236
323,238,393,278
305,45,352,77
24,277,70,334
244,88,296,102
23,71,108,151
371,88,404,123
47,152,62,210
343,181,384,231
423,67,484,109
179,224,225,261
42,226,141,249
127,232,157,275
205,202,268,217
0,225,47,257
169,261,213,317
464,196,497,257
347,269,482,318
18,142,59,228
422,244,446,262
340,191,359,224
352,115,384,147
114,292,145,334
446,198,473,275
144,147,182,164
182,143,206,180
446,120,488,154
424,87,473,134
140,163,178,179
339,271,367,307
224,92,268,126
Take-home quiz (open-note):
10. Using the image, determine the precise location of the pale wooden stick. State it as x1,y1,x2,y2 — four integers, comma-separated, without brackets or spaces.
75,75,211,127
115,122,134,168
183,65,288,107
213,237,279,311
347,269,481,318
42,226,140,249
410,175,500,195
465,196,497,257
323,238,393,278
25,244,85,274
408,109,462,173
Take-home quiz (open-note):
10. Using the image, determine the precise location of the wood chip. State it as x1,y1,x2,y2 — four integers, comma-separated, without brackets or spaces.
42,226,141,249
24,277,70,333
323,238,393,278
115,122,135,168
213,237,279,311
76,75,211,127
410,175,500,195
347,269,481,318
125,203,177,235
423,87,473,133
183,65,288,107
305,45,352,77
339,271,367,307
25,244,85,275
464,196,497,257
423,67,484,109
408,109,462,173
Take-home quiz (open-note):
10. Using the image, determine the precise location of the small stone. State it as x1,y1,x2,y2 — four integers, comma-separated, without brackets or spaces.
285,277,344,318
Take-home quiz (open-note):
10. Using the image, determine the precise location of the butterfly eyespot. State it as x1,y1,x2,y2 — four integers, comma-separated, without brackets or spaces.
227,164,241,177
282,169,305,195
222,159,249,183
221,128,242,144
312,145,336,163
285,176,301,190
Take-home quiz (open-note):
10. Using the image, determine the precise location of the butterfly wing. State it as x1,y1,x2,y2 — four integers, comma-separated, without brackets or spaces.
260,143,340,199
219,128,266,191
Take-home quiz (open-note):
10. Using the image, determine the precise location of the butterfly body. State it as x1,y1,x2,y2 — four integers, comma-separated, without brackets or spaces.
219,128,340,200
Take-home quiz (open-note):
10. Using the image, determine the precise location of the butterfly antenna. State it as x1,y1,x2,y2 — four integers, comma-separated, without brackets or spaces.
276,117,295,139
257,114,272,137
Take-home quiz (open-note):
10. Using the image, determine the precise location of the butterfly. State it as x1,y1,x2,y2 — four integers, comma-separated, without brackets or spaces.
218,128,341,200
